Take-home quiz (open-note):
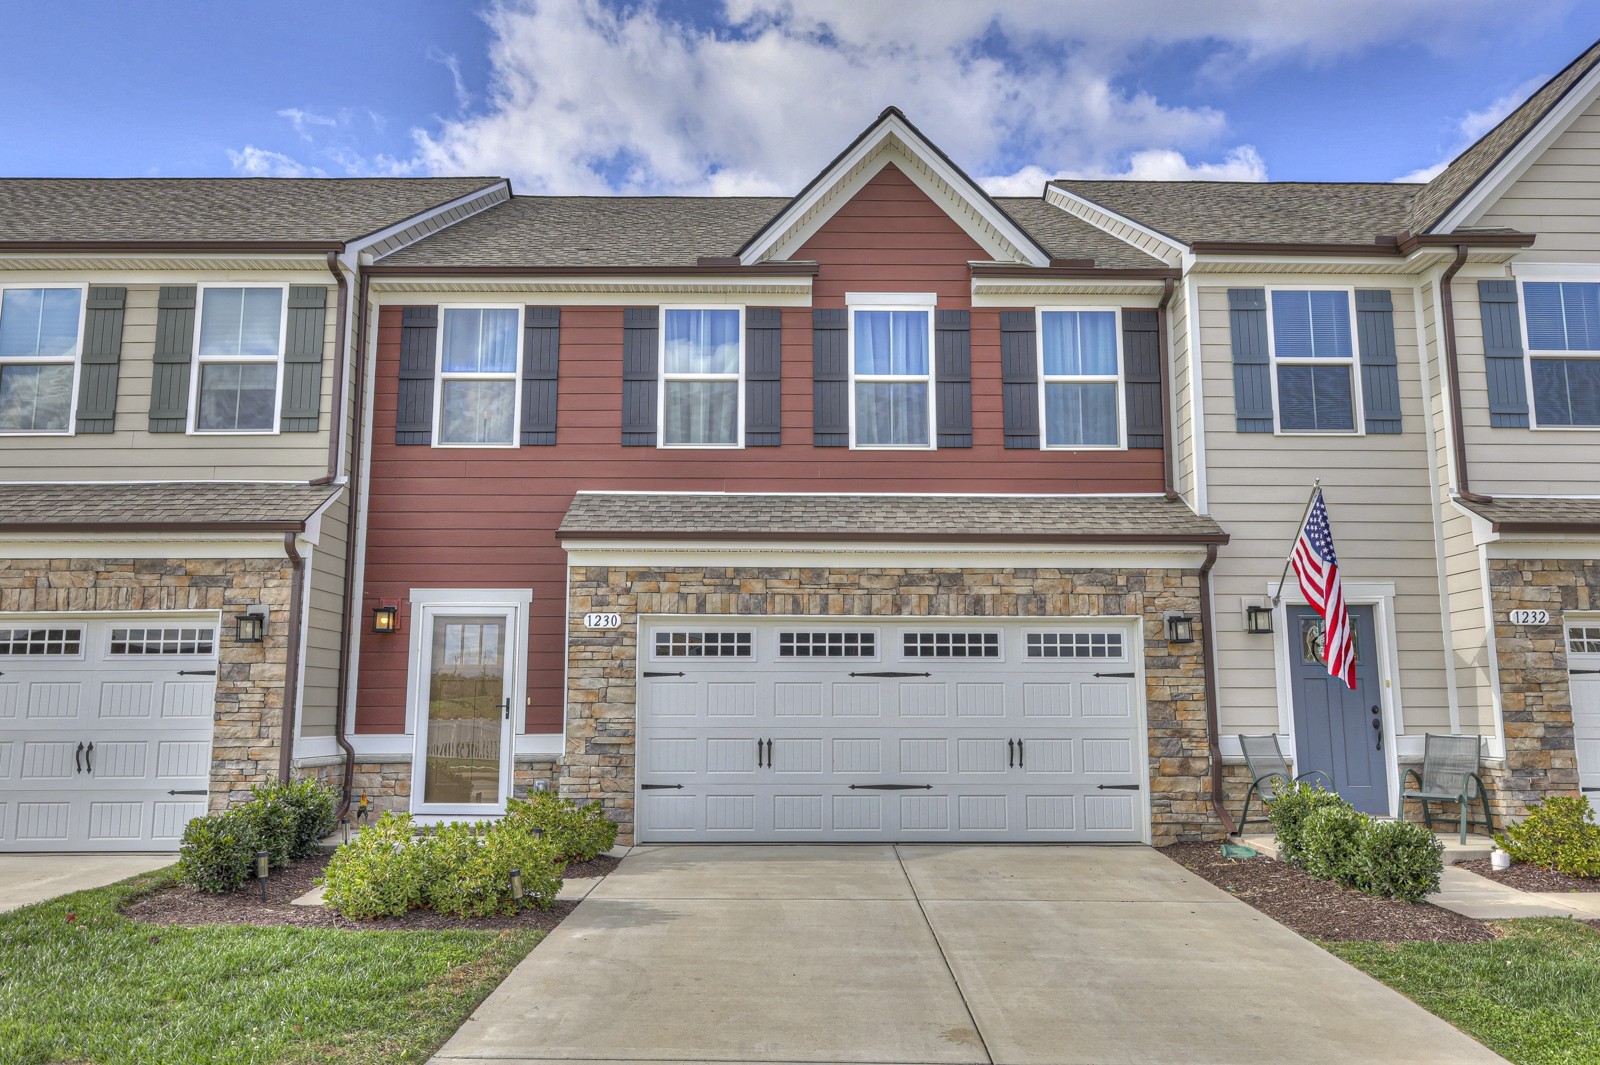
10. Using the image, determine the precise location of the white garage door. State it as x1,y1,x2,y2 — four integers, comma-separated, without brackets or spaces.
1567,624,1600,819
0,617,217,851
637,618,1147,842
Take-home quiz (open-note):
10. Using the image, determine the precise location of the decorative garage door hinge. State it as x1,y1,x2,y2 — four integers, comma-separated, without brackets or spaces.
1096,784,1140,790
643,671,686,678
1093,672,1135,678
848,783,934,790
848,671,931,678
177,669,216,676
641,784,685,790
167,789,208,796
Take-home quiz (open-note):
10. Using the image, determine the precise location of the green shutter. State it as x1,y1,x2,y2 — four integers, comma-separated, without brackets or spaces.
1356,290,1402,434
148,286,196,432
1229,288,1273,432
279,286,327,432
75,287,126,433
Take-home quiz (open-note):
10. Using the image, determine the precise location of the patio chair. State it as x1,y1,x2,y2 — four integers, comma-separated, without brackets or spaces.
1237,734,1331,834
1402,733,1494,844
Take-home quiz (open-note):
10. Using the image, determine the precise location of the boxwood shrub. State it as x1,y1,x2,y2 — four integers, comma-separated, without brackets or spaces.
254,778,339,860
423,820,563,918
1497,796,1600,878
1265,781,1348,869
1265,782,1443,902
320,813,429,918
503,792,618,862
176,778,339,893
177,808,259,893
1355,818,1443,902
1300,803,1368,885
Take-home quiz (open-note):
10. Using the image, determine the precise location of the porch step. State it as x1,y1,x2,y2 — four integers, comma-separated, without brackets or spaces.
1235,831,1495,865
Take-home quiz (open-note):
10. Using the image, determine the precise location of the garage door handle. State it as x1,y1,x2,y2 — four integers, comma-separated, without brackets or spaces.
1093,672,1135,678
641,784,684,790
849,671,931,678
1008,739,1014,767
848,784,933,790
75,742,83,774
1096,784,1140,791
84,742,93,774
177,669,216,676
766,738,774,767
167,789,208,796
1572,669,1600,675
643,671,685,678
1017,738,1024,768
757,738,765,768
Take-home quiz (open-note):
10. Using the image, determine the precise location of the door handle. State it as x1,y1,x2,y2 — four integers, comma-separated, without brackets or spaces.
504,697,511,722
1008,739,1015,768
766,739,774,768
1017,738,1024,768
757,738,764,768
1371,709,1382,752
85,742,94,774
75,741,83,774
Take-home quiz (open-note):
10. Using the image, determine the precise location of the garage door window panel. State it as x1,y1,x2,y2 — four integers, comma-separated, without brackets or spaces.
1026,631,1126,660
0,627,83,657
108,627,216,656
653,631,753,658
903,631,1001,658
778,631,878,658
0,287,83,434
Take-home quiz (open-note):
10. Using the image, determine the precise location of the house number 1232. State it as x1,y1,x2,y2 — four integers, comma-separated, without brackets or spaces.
583,612,622,629
1510,609,1550,626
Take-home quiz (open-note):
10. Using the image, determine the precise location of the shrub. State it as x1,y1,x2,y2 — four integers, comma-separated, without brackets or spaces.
1301,803,1368,885
254,778,338,860
177,809,258,893
1497,796,1600,878
423,819,563,918
504,792,618,862
1265,781,1348,869
1355,818,1443,902
320,813,429,918
238,790,298,869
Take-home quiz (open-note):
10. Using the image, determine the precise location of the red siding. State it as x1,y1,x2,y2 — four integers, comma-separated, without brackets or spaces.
355,164,1165,734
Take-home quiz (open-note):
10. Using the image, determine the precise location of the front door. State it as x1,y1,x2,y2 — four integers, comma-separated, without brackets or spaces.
411,607,515,815
1565,623,1600,819
1288,605,1389,815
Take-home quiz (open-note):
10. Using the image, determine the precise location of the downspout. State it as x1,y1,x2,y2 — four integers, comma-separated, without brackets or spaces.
314,250,351,485
278,532,306,783
1157,277,1178,501
1438,244,1493,504
331,267,370,818
1198,543,1235,836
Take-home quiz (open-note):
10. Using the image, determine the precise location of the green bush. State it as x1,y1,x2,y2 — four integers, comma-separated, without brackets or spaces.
1497,796,1600,878
1265,781,1348,869
238,791,298,868
177,808,258,893
423,819,563,918
1355,818,1443,902
254,778,338,860
1301,803,1368,885
320,813,429,918
504,792,618,862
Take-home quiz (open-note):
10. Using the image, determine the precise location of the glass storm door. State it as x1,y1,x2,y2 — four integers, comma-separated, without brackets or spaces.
413,609,515,814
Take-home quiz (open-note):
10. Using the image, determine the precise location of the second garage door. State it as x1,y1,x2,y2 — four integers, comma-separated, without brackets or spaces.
636,618,1147,843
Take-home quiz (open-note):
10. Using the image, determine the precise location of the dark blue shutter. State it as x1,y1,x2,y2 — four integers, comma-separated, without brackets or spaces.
75,287,125,434
1480,280,1529,428
1229,288,1273,432
621,308,658,446
745,308,781,446
1356,289,1401,434
280,285,327,432
1000,311,1039,449
148,286,196,432
395,306,437,445
812,308,848,447
1121,309,1162,448
935,310,972,448
521,306,559,445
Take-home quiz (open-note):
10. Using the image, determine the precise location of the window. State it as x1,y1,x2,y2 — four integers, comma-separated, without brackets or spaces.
1568,625,1600,654
1522,281,1600,427
437,307,521,445
778,631,877,658
850,304,933,447
0,627,82,656
193,286,284,433
1025,631,1125,659
661,307,741,446
1269,289,1359,433
109,627,216,656
903,631,1000,658
653,631,753,658
0,287,82,434
1039,309,1121,447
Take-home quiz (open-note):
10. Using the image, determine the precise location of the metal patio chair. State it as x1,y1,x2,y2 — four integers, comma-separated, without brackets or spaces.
1237,734,1331,834
1402,733,1494,844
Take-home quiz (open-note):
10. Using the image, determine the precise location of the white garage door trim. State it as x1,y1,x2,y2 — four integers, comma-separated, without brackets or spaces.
1566,620,1600,819
636,615,1150,843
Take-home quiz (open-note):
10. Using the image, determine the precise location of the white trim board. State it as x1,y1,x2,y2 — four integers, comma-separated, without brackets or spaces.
563,542,1213,569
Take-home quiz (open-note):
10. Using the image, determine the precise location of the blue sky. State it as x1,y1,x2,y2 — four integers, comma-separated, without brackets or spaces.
4,1,1600,194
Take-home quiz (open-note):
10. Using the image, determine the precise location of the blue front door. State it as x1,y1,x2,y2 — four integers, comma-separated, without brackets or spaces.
1288,605,1389,815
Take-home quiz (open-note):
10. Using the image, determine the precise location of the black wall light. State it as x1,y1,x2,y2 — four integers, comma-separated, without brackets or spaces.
1164,613,1195,644
372,604,399,634
235,606,268,643
1245,604,1275,634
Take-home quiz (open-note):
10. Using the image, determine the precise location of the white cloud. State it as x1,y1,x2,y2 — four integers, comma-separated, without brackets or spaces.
983,145,1268,194
226,146,325,178
427,47,475,112
277,107,339,140
1394,76,1544,182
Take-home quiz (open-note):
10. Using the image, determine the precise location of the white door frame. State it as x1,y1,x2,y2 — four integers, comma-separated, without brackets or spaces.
1563,613,1600,818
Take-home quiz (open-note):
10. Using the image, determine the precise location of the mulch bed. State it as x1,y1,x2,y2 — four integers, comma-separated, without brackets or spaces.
1456,858,1600,894
1164,842,1496,943
121,853,620,931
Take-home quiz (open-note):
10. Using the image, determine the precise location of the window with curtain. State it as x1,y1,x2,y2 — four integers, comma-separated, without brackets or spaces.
0,287,81,433
194,286,283,433
661,308,741,446
1523,281,1600,426
438,307,520,445
1040,310,1120,447
1270,289,1357,432
852,308,931,447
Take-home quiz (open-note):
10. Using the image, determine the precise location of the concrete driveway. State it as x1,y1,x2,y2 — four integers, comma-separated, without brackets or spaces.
432,845,1505,1065
0,853,172,912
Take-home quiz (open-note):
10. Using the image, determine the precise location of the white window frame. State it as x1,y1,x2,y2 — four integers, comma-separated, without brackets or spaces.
1265,285,1365,437
846,294,937,450
1516,277,1600,432
1034,306,1126,451
432,303,524,449
0,283,87,437
188,282,288,436
657,305,745,449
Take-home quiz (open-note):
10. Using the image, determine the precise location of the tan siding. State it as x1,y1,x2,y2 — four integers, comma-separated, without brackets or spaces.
1479,104,1600,261
300,489,349,738
1168,284,1198,506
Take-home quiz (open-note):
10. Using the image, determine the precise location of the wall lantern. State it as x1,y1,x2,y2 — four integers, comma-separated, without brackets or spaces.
235,606,268,644
1164,612,1195,644
372,604,400,635
1245,604,1275,635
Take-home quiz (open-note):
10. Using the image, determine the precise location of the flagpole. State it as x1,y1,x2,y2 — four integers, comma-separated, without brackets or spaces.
1271,480,1323,606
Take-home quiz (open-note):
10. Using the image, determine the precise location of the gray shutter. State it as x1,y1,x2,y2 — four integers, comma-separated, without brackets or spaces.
621,307,658,446
280,285,327,432
395,306,437,445
1355,289,1402,434
148,286,196,432
1000,311,1039,449
813,308,849,447
75,287,125,434
1480,279,1530,428
934,310,972,448
521,306,559,446
1229,288,1273,432
1122,308,1162,448
745,307,782,446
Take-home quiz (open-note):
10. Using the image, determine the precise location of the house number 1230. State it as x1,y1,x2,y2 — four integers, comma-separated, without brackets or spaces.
1510,609,1550,626
583,612,622,629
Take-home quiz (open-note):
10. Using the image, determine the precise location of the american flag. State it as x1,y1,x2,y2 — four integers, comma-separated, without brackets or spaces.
1291,490,1356,689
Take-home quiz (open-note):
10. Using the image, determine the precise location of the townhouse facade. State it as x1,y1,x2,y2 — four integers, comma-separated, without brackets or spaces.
3,38,1600,851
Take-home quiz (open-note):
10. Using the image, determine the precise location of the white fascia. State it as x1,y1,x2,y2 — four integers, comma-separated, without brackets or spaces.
1043,185,1188,266
562,540,1213,571
354,182,512,266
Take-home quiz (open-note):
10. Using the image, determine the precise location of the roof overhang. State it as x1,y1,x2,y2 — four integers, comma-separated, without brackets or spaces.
365,263,817,300
969,263,1179,303
1043,185,1187,267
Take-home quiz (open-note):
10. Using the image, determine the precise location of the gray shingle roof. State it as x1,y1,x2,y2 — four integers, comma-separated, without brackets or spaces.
991,198,1168,268
560,492,1225,542
0,482,341,530
1456,497,1600,530
0,177,502,245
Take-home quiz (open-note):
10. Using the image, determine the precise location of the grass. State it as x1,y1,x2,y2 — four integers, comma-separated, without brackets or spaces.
0,864,543,1065
1327,919,1600,1065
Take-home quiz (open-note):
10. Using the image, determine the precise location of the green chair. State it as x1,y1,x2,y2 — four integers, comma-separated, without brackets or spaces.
1237,735,1330,834
1402,733,1494,844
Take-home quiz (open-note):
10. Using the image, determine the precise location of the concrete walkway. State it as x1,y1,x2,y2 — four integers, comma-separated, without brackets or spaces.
0,853,172,912
1429,865,1600,920
431,845,1506,1065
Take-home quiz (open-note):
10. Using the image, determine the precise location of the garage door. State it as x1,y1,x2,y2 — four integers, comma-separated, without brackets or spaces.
1567,623,1600,819
636,618,1147,842
0,617,217,851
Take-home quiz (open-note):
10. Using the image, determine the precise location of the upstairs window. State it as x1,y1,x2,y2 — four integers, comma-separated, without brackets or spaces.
0,287,82,434
1039,310,1121,447
193,286,283,433
1269,289,1359,433
437,306,521,445
851,304,933,448
661,307,741,447
1522,281,1600,427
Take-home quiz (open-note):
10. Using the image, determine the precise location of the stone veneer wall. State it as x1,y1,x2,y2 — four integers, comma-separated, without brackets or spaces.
0,556,296,811
297,755,562,817
565,564,1219,846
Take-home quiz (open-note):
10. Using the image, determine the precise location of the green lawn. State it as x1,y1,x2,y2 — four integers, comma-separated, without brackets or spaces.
1327,919,1600,1065
0,865,543,1065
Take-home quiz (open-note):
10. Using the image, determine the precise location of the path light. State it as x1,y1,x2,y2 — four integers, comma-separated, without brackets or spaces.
1164,612,1195,644
1245,604,1275,635
256,849,270,902
509,868,524,905
339,817,350,845
371,604,399,634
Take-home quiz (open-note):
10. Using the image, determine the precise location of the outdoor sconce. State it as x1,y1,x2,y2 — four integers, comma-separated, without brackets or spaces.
509,867,524,904
256,849,269,902
371,604,399,635
235,605,268,644
1245,604,1275,635
1165,613,1195,644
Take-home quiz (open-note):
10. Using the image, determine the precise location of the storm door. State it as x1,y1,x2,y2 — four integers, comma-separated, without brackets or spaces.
411,607,516,815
